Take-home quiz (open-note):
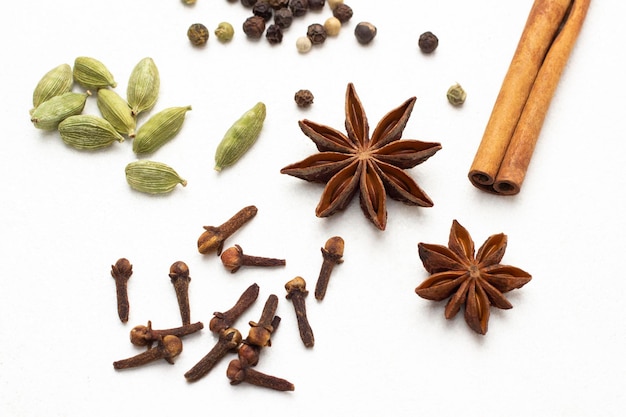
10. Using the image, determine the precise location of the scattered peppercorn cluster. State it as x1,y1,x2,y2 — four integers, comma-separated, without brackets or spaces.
109,205,345,391
184,0,380,51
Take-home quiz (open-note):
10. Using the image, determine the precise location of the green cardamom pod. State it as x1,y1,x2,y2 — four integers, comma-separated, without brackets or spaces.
132,106,192,155
31,63,73,112
97,88,136,137
58,114,124,150
125,160,187,194
127,57,160,116
214,102,266,171
73,56,117,90
30,91,90,130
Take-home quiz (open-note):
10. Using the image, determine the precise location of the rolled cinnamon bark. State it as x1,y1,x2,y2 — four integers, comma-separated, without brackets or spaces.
468,0,590,195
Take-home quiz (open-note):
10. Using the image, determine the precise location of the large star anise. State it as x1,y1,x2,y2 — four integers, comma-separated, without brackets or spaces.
415,220,532,334
280,83,441,230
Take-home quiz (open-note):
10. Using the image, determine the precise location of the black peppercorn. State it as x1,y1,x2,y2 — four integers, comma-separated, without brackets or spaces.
253,2,274,21
274,8,294,29
306,23,327,45
308,0,325,10
418,31,438,53
294,89,314,108
265,24,283,44
241,0,258,7
332,3,353,23
268,0,288,9
354,22,377,44
243,15,266,39
288,0,309,17
187,23,209,46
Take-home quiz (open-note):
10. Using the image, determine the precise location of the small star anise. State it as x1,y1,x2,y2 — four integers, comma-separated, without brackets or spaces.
280,83,442,230
415,220,532,335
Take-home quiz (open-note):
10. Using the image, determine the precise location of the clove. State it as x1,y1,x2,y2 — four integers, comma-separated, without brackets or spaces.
184,328,242,382
169,261,192,325
197,205,258,255
110,258,133,323
226,359,294,391
130,320,203,348
220,245,286,273
285,277,314,347
113,335,183,370
315,236,344,300
210,283,260,333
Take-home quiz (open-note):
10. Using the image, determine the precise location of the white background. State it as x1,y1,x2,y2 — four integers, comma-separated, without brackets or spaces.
1,1,625,416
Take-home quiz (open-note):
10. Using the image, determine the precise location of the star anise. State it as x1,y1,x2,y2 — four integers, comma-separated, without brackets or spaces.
415,220,531,335
280,83,442,230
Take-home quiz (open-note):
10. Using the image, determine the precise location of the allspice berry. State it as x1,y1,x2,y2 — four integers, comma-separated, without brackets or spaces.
354,22,376,44
307,23,327,45
294,89,314,107
187,23,209,46
418,31,438,53
243,15,266,39
333,3,353,23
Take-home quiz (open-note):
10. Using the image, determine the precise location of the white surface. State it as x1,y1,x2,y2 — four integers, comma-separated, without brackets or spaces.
1,0,625,415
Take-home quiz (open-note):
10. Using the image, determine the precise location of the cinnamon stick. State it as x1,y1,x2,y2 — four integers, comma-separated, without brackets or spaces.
468,0,591,195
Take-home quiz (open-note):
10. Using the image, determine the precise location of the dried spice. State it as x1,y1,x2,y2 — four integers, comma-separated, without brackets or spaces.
285,277,314,347
113,335,183,369
125,160,187,194
324,17,341,37
288,0,308,17
59,114,124,150
31,63,73,111
188,23,209,46
280,83,442,230
415,220,532,334
214,102,266,171
268,0,289,8
354,22,377,44
227,359,295,391
241,0,258,6
253,1,274,20
132,106,192,155
274,7,293,29
243,16,266,39
210,283,260,333
446,83,467,106
418,31,438,53
73,56,117,90
30,91,89,130
110,258,132,323
306,23,327,45
215,22,235,42
130,321,204,347
327,0,343,9
197,205,258,255
308,0,325,10
169,261,192,325
294,89,314,107
127,57,160,116
332,3,353,23
265,24,284,44
97,88,136,137
220,244,286,273
314,236,344,300
185,328,243,381
296,36,312,53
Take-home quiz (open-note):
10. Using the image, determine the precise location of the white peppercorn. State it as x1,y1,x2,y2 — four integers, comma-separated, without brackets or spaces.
296,36,312,53
324,17,341,36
